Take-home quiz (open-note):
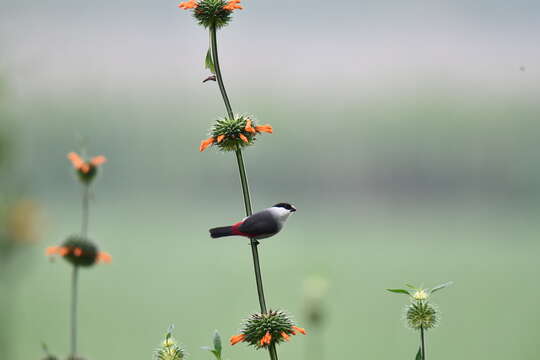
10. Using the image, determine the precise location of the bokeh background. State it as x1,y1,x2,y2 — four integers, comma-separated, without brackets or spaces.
1,0,539,359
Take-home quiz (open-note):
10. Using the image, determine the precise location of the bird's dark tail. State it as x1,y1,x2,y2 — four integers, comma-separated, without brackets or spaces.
209,226,234,238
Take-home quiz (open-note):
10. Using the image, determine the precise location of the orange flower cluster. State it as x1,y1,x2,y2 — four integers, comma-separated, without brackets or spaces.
223,0,242,10
229,326,306,347
178,0,242,11
68,152,107,174
199,119,273,152
46,246,112,264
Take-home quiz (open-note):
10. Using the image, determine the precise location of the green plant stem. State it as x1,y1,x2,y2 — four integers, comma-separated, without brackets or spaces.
420,326,426,360
209,24,278,360
82,185,89,237
70,265,79,358
70,184,89,358
210,25,233,119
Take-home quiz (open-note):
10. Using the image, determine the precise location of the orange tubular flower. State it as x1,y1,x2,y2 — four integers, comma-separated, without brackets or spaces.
230,334,245,345
97,252,113,264
238,134,249,143
223,0,242,11
46,246,69,256
178,0,197,9
199,137,215,152
245,119,256,134
217,134,225,143
281,332,290,341
68,152,90,173
292,326,307,335
67,152,107,174
260,332,272,346
255,125,273,134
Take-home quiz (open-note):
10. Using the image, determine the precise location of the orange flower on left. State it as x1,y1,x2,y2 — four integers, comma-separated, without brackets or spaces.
178,0,197,9
68,152,107,184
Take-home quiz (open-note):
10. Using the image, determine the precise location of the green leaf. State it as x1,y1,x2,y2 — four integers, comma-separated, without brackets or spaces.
213,330,222,355
415,347,422,360
430,281,453,294
205,48,216,74
387,288,411,295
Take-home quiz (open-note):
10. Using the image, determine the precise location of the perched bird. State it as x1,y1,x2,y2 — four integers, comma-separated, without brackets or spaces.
210,203,296,241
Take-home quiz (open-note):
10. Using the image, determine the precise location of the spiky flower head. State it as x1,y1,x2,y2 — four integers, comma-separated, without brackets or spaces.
155,327,186,360
230,310,307,349
406,301,438,330
45,235,112,267
200,115,273,152
67,152,107,184
178,0,243,28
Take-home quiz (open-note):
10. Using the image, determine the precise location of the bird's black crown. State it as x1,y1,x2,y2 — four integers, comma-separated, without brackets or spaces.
273,203,297,212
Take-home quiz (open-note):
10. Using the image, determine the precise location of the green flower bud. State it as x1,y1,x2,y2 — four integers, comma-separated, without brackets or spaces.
230,310,306,349
178,0,243,29
406,301,438,330
45,236,112,267
199,115,273,152
155,328,186,360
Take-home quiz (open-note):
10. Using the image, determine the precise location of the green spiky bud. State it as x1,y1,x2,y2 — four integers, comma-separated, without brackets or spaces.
199,115,273,152
230,310,307,349
46,235,112,267
194,0,231,28
67,152,107,185
62,236,98,267
406,301,438,330
178,0,243,29
155,327,186,360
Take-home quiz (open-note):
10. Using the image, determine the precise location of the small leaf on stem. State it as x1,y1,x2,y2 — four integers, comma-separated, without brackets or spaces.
415,346,422,360
430,281,453,294
205,48,216,74
213,330,222,355
387,289,411,295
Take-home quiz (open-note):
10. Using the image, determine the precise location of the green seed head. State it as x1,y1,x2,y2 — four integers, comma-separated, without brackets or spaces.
200,115,273,152
406,301,438,330
155,328,186,360
194,0,233,28
238,310,304,349
61,236,99,267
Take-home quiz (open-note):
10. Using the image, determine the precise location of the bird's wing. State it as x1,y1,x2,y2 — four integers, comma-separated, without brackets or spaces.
238,211,279,236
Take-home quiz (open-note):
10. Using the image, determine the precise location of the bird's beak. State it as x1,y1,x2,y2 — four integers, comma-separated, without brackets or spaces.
291,206,297,212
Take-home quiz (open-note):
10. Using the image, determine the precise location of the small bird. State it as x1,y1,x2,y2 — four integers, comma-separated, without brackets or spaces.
209,203,296,241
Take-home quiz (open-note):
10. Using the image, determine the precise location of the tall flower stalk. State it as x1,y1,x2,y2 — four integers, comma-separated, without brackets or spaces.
208,18,279,360
178,2,295,359
46,152,111,360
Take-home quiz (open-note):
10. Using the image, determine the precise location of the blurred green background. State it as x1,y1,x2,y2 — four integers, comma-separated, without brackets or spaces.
1,0,540,359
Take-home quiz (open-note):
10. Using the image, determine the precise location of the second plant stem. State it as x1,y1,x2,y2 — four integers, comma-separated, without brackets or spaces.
420,326,426,360
70,184,89,358
209,25,278,360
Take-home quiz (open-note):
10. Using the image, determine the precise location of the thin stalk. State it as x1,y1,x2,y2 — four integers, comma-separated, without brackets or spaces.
81,185,89,237
70,184,90,359
209,24,278,360
420,326,426,360
70,265,79,358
